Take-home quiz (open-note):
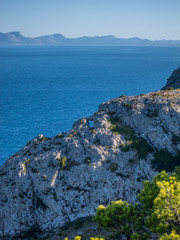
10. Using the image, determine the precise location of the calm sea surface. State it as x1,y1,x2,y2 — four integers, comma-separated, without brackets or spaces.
0,46,180,165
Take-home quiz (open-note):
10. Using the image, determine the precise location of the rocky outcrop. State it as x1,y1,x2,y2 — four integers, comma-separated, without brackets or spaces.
162,67,180,90
0,73,180,239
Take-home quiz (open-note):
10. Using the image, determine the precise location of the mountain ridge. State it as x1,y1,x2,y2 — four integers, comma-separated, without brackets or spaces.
1,32,180,46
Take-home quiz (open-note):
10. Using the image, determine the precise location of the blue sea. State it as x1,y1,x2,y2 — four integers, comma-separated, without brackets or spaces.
0,46,180,165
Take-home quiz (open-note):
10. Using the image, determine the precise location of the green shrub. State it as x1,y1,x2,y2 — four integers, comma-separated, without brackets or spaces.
138,170,168,209
152,149,180,172
119,143,131,152
131,137,154,159
108,163,118,172
95,200,146,239
123,103,132,110
95,167,180,239
54,133,64,139
91,129,96,134
108,117,134,137
108,115,154,159
57,156,70,171
119,140,132,151
31,167,40,173
25,159,30,165
84,157,92,166
107,111,116,117
131,233,149,240
74,236,81,240
68,134,73,138
159,231,180,240
152,92,161,96
138,168,180,236
41,175,47,181
128,159,135,164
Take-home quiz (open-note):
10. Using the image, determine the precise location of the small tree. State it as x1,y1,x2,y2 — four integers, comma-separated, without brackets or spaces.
95,166,180,239
95,200,148,239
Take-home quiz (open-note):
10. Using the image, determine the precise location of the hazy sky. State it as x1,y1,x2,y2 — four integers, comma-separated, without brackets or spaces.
0,0,180,40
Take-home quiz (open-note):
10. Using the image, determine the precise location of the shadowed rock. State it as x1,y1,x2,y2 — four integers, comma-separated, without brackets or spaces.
162,67,180,90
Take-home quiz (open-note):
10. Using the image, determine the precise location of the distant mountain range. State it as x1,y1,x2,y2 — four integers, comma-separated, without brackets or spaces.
1,32,180,46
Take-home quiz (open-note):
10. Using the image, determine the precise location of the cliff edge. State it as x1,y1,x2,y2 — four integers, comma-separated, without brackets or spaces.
0,69,180,239
162,67,180,90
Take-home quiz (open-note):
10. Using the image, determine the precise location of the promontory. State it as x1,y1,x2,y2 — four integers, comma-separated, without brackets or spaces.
0,68,180,239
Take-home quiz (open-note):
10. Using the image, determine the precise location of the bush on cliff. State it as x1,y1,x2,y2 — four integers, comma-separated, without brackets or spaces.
95,166,180,240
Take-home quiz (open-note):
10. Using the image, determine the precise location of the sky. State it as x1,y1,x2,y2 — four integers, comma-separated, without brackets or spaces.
0,0,180,40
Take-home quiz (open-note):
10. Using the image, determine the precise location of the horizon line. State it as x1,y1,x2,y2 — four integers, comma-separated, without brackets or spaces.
2,31,180,42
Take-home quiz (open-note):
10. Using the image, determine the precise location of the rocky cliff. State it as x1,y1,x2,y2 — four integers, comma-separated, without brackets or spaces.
162,67,180,90
0,69,180,239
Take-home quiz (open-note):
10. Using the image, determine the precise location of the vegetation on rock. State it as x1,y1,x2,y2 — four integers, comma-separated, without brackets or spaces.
94,166,180,240
108,113,180,172
57,156,69,170
108,114,154,159
152,149,180,172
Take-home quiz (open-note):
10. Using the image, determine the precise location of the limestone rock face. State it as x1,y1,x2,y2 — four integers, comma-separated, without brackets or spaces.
0,85,180,239
162,67,180,90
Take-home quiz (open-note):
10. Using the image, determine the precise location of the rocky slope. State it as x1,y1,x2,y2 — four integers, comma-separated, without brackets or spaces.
0,69,180,239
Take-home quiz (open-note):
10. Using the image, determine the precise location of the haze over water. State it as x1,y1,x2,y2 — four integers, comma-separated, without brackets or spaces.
0,46,180,165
